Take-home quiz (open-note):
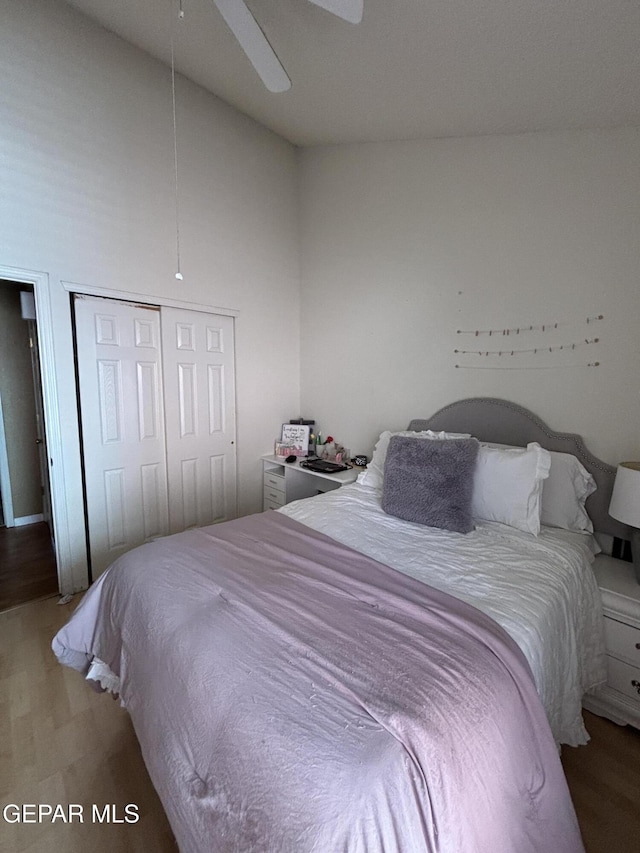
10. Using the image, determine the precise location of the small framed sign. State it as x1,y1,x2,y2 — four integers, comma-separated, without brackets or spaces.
281,423,310,456
274,441,296,459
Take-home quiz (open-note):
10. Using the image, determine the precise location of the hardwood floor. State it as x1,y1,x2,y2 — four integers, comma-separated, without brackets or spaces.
1,594,639,852
0,522,58,612
562,711,640,853
0,596,176,852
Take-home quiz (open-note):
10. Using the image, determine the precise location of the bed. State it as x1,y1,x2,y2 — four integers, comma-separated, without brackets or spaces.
53,398,620,853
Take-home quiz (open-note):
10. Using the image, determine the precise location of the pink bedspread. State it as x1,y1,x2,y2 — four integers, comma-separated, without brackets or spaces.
53,511,584,853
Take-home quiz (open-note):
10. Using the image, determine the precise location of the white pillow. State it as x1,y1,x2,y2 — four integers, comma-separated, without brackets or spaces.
471,443,551,535
481,443,597,533
540,451,596,533
357,429,472,490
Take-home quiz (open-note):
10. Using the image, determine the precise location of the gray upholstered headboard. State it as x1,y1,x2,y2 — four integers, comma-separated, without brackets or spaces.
408,397,626,540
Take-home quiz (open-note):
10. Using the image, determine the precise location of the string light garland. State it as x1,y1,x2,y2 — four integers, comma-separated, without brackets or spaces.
454,363,601,370
456,315,603,337
453,314,604,370
454,338,599,357
457,323,558,337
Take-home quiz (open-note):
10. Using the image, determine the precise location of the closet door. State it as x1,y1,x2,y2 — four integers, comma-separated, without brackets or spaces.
161,308,237,532
74,295,169,577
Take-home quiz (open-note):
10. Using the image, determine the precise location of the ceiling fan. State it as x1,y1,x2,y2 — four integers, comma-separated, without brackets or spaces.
210,0,364,92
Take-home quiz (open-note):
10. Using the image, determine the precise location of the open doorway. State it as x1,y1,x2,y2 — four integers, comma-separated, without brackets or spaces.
0,279,57,611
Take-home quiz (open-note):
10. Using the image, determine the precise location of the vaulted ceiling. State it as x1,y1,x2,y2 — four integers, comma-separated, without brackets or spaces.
64,0,640,146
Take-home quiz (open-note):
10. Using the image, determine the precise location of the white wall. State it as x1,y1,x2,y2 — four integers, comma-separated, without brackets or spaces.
299,129,640,465
0,0,300,590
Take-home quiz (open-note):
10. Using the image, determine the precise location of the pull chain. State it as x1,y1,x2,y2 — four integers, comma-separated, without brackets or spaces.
171,10,183,281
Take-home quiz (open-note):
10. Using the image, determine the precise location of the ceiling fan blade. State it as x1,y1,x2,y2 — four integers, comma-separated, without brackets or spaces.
212,0,291,92
306,0,363,24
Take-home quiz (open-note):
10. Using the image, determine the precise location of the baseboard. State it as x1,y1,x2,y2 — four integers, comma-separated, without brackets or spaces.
14,513,45,527
583,690,640,730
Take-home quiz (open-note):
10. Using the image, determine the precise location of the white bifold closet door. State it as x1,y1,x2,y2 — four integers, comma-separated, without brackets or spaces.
74,295,236,578
161,306,236,534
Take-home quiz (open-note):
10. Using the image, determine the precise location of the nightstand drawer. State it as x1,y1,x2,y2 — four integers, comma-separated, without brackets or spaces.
603,616,640,667
264,472,285,492
263,485,285,507
606,656,640,708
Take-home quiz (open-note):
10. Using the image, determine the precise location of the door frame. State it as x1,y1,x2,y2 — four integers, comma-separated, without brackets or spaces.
27,318,53,531
61,280,239,319
0,390,15,527
0,265,71,594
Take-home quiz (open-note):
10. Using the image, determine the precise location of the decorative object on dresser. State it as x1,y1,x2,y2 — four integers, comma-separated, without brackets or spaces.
608,461,640,583
274,441,296,459
316,436,350,463
262,454,358,510
280,423,311,457
582,554,640,730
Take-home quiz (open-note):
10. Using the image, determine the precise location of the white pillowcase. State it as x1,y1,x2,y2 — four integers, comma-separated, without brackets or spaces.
471,443,551,535
540,451,596,533
481,443,597,533
357,429,471,490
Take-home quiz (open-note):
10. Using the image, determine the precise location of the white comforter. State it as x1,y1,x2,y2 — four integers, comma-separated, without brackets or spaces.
280,483,606,746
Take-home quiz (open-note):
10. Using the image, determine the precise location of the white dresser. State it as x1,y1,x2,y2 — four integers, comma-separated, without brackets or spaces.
262,455,359,511
583,554,640,729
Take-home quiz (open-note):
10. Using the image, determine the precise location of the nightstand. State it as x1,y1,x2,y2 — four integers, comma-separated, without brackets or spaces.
261,455,359,511
582,554,640,729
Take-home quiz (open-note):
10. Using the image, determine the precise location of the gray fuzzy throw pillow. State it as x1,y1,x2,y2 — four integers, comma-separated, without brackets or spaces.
382,436,479,533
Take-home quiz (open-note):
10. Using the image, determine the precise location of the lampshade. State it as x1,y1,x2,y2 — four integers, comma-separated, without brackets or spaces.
609,462,640,529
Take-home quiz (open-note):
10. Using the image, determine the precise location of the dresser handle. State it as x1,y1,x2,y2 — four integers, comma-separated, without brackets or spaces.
632,680,640,695
636,643,640,650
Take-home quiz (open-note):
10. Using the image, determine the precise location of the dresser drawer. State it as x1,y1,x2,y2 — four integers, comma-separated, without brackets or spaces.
606,656,640,708
264,497,284,511
603,616,640,667
264,472,286,493
263,485,285,508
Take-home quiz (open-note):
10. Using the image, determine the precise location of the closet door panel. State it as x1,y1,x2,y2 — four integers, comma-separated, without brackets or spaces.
74,295,169,578
161,308,237,533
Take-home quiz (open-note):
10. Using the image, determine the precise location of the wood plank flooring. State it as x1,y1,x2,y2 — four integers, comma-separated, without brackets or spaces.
0,522,58,612
0,596,176,852
1,595,639,852
562,710,640,853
